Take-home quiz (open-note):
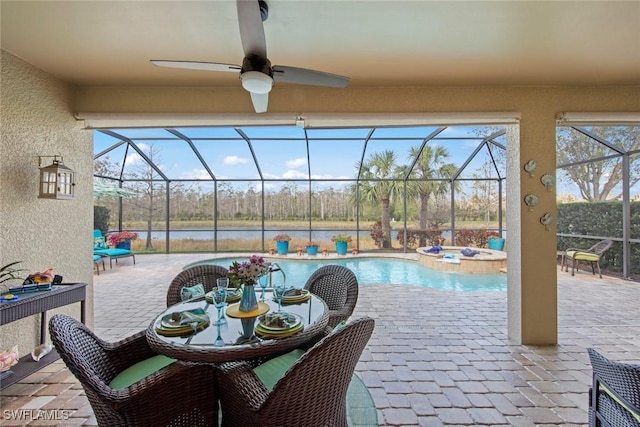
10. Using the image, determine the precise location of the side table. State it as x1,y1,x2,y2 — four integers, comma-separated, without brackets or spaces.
0,282,87,390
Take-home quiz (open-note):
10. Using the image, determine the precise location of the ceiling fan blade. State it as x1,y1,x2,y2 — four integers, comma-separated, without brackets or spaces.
151,60,241,72
250,92,269,113
237,0,267,58
272,66,350,88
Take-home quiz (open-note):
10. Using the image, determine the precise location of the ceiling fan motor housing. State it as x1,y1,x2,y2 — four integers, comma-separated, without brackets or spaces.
241,54,273,93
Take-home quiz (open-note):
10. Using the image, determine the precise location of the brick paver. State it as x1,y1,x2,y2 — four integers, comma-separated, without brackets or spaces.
2,253,639,426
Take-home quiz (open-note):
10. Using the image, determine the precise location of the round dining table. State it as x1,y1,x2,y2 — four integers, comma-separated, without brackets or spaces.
146,290,329,364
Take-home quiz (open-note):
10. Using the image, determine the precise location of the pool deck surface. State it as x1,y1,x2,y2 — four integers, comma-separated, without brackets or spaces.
2,252,639,426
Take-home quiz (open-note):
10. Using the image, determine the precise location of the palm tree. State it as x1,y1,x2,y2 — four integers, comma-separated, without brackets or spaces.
356,150,401,248
407,145,457,241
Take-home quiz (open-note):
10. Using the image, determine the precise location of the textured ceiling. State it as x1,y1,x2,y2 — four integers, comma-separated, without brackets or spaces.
2,0,639,89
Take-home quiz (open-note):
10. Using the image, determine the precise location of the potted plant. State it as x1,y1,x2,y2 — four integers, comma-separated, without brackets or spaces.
331,234,352,255
107,230,139,250
306,241,319,256
1,261,27,286
273,234,291,255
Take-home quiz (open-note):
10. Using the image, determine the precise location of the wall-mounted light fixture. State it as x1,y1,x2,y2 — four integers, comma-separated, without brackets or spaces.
38,155,75,200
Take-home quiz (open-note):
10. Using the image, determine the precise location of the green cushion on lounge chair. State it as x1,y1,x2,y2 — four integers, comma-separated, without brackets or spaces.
601,383,640,423
109,355,176,390
253,349,305,391
93,255,102,262
566,250,600,262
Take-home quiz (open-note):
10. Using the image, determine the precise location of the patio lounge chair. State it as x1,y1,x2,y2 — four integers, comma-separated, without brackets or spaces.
216,316,375,427
588,348,640,427
166,264,229,307
303,264,359,328
563,239,613,279
93,229,135,268
49,314,217,426
93,255,105,275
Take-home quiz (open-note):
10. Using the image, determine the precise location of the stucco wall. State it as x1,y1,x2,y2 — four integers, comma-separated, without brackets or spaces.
0,51,94,356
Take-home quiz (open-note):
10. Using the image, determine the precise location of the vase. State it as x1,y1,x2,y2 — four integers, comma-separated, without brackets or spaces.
116,239,131,250
276,241,289,255
335,241,348,255
239,283,258,312
306,245,318,255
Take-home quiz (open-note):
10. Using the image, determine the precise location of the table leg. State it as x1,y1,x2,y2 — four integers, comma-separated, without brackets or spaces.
40,312,47,344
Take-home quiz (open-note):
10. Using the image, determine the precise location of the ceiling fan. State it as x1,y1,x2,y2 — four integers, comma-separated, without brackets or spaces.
151,0,350,113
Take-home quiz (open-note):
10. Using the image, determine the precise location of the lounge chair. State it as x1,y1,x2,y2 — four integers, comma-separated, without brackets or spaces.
93,255,105,275
93,229,135,268
563,239,613,279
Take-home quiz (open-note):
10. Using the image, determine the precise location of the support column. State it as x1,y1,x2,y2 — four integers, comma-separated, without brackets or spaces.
506,115,558,344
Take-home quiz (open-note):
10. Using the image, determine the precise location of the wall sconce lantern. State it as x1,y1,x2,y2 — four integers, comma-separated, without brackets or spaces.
38,155,75,200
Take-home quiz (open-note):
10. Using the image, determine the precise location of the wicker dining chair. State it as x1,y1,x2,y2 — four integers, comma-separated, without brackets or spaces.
49,314,217,427
588,348,640,427
166,264,228,307
303,264,359,328
216,316,375,427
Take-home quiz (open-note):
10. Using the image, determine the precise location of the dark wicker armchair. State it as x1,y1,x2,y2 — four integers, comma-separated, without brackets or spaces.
166,264,228,307
564,239,613,278
588,348,640,427
49,314,217,427
303,264,359,328
216,316,375,427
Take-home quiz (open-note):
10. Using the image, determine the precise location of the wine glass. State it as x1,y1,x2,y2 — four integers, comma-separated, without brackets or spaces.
213,278,228,325
273,279,286,313
258,274,269,302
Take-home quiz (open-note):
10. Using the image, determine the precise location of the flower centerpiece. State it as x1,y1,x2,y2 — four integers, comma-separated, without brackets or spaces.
331,234,352,255
107,231,138,250
228,255,271,312
273,234,291,255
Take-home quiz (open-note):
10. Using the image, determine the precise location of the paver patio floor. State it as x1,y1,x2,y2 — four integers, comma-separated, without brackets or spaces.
2,253,639,426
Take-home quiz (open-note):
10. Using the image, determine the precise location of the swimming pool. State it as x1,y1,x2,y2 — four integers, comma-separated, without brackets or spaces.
185,257,507,292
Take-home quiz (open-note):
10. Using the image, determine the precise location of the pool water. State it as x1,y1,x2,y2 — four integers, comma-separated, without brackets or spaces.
186,257,507,292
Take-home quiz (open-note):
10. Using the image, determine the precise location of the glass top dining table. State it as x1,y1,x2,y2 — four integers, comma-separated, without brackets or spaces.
146,290,329,364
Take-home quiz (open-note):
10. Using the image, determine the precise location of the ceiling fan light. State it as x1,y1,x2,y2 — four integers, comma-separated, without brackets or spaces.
241,71,273,94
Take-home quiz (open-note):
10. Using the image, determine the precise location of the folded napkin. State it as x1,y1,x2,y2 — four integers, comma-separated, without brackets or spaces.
167,308,209,326
425,245,443,254
284,287,305,297
260,312,297,329
460,248,481,257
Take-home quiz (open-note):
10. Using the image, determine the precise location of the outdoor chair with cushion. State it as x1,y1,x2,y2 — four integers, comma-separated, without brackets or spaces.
93,229,136,268
93,254,105,275
563,239,613,279
303,264,359,328
166,264,229,307
588,348,640,427
49,314,217,427
216,316,375,427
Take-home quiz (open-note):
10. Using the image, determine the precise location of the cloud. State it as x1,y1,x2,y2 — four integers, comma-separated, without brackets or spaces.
181,169,213,180
282,170,308,179
224,155,249,165
286,158,307,168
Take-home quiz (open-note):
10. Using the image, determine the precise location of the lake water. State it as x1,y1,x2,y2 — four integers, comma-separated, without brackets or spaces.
185,257,507,292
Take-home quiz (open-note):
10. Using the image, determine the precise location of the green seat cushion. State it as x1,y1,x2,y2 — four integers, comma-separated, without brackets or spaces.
93,255,102,262
601,383,640,423
567,251,600,262
109,355,176,389
253,349,305,391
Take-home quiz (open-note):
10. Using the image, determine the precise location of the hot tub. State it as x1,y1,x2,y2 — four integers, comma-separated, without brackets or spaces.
417,246,506,274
